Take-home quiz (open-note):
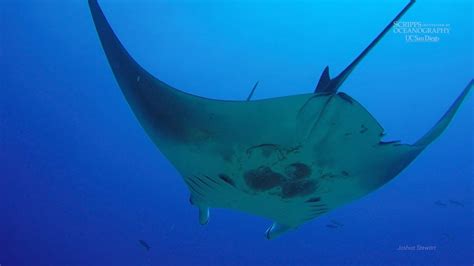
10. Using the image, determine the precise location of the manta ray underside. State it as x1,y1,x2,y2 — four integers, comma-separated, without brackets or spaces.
89,0,472,239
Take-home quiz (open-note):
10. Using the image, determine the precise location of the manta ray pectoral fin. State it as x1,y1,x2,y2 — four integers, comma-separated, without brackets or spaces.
415,80,473,147
314,0,416,94
89,0,147,88
265,223,292,240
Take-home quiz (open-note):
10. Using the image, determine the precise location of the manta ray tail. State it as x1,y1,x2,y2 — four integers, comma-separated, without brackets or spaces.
415,80,472,147
314,0,416,94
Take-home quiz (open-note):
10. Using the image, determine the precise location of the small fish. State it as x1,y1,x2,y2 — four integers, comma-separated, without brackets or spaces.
139,240,151,251
326,224,338,229
441,233,452,240
448,200,464,207
434,200,447,207
330,220,343,227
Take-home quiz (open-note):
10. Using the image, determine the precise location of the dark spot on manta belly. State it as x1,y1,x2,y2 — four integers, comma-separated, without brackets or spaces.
281,180,318,198
244,166,284,191
284,163,312,180
219,174,235,187
360,124,368,133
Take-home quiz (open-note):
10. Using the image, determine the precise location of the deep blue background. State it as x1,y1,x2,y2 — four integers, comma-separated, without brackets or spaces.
1,1,472,265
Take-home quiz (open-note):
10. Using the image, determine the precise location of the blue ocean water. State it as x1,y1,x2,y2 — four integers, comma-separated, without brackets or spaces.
1,0,472,265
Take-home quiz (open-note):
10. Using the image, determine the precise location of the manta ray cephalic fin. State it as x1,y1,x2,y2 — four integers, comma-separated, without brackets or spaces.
247,81,259,101
314,66,331,93
314,0,416,94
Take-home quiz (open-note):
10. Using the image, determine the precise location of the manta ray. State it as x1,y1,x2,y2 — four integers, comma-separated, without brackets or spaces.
89,0,472,239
